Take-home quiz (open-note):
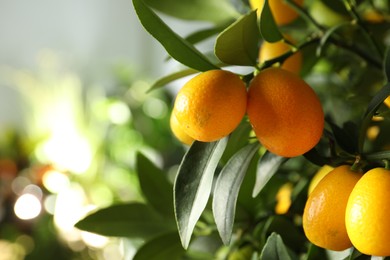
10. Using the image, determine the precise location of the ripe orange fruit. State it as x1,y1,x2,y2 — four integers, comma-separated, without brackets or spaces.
259,40,302,74
170,112,194,145
249,0,304,26
173,70,247,142
247,68,324,157
345,168,390,256
303,165,363,251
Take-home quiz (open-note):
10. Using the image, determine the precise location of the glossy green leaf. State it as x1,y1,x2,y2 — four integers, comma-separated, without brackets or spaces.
147,68,198,92
259,0,283,43
143,0,239,24
75,203,176,239
221,120,253,164
174,138,228,249
133,232,185,260
384,46,390,82
132,0,219,71
213,142,260,245
136,152,173,217
252,151,288,197
260,233,292,260
215,11,260,66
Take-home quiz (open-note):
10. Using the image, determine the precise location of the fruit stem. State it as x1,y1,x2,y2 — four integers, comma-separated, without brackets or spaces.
351,155,364,172
383,159,390,170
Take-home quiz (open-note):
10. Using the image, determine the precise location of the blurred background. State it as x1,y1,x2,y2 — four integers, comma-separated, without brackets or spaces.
0,1,192,259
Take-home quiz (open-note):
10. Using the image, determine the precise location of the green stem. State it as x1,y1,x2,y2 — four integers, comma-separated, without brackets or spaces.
285,0,383,69
342,0,383,59
284,0,325,31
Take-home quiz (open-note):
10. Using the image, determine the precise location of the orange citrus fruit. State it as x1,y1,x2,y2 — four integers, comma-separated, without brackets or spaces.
303,165,363,251
170,112,194,145
173,70,247,142
345,168,390,256
247,67,324,157
259,39,302,74
249,0,304,26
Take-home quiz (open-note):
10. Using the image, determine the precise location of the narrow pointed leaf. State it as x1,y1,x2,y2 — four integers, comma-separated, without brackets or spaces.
174,138,229,249
132,0,219,71
144,0,239,24
215,11,260,66
252,151,288,197
260,233,292,260
133,232,185,260
213,142,260,245
136,152,173,217
259,0,283,43
147,69,197,92
75,203,176,239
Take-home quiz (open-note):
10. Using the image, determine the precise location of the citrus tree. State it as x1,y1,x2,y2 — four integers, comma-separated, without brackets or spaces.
76,0,390,259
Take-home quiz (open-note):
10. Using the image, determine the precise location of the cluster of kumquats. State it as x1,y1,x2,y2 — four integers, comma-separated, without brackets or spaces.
303,164,390,256
169,0,390,257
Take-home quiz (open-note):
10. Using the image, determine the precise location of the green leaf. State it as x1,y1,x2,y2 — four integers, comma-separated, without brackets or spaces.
214,11,260,66
213,142,260,245
259,0,283,43
132,0,219,71
384,46,390,82
147,68,198,92
263,216,306,252
221,120,253,164
75,203,176,239
136,152,174,217
133,232,185,260
260,233,292,260
252,151,288,197
174,138,229,249
143,0,239,24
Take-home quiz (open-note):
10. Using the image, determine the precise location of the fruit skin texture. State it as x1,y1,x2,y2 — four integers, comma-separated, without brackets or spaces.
303,165,363,251
259,40,302,74
247,68,324,157
249,0,304,26
170,112,194,145
173,70,247,142
345,168,390,256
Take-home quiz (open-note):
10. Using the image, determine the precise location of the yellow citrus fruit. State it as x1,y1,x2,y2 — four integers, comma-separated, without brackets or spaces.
303,165,363,251
259,39,302,74
170,112,194,145
307,165,334,195
249,0,304,26
247,67,324,157
173,70,247,142
275,182,293,214
345,168,390,256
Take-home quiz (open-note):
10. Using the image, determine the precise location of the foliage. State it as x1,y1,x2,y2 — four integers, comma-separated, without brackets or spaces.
75,0,390,259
